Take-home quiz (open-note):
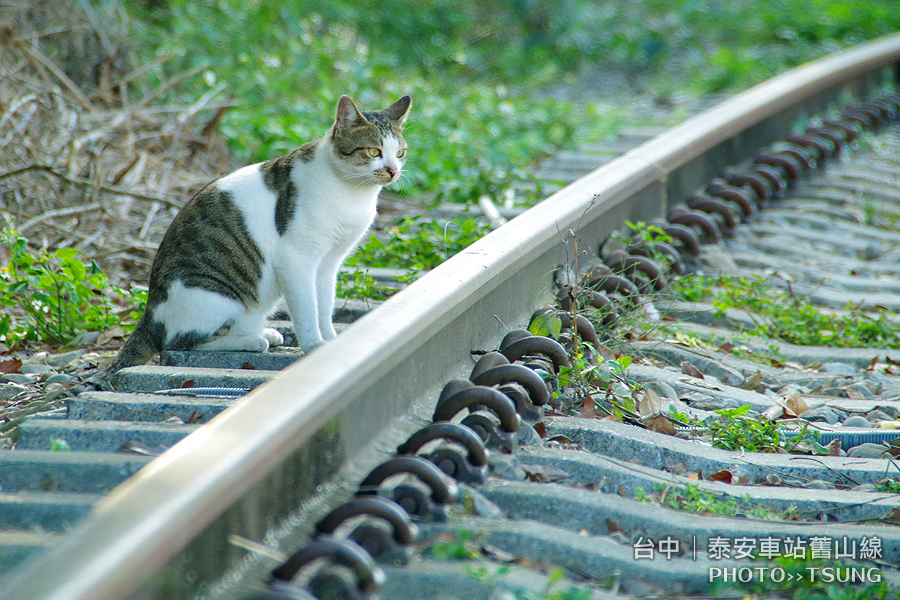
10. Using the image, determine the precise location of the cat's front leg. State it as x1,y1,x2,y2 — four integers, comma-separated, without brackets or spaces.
277,256,325,352
315,252,345,341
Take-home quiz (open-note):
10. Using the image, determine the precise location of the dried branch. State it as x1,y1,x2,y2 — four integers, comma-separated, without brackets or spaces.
17,202,103,233
0,164,181,209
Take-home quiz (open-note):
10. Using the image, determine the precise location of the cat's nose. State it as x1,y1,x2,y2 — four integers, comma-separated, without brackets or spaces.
384,166,398,179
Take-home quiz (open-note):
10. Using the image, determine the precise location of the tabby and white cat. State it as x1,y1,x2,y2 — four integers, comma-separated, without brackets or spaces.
103,95,410,376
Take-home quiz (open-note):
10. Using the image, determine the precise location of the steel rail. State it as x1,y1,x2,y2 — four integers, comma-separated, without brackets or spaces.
5,32,900,600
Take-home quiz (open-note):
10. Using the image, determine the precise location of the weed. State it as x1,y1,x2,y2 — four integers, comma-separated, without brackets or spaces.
0,227,142,346
636,483,797,520
49,438,71,452
875,479,900,494
348,216,490,272
335,269,391,301
708,405,782,453
707,405,818,453
672,273,900,349
426,530,481,561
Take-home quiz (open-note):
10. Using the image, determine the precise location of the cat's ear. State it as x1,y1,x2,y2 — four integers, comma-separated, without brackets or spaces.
335,96,367,134
383,95,411,127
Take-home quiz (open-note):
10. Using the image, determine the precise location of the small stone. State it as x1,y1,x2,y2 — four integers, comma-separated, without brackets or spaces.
45,373,77,384
776,384,810,396
867,407,900,421
459,483,506,519
865,372,890,385
0,383,28,399
18,364,53,375
687,396,741,411
642,380,679,401
798,406,845,424
818,362,859,376
821,387,846,398
844,383,873,399
866,382,884,395
841,415,873,428
42,382,67,401
0,373,37,385
862,242,883,260
801,479,831,490
515,422,544,447
45,350,85,369
489,456,526,481
846,443,889,459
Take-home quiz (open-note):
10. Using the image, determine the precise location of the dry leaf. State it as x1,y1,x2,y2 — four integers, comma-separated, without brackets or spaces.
718,341,733,353
680,361,704,379
846,388,864,400
670,463,687,476
638,388,661,417
741,372,762,391
761,405,784,421
533,422,546,438
606,518,623,535
681,378,722,391
827,439,842,456
738,475,749,484
96,325,125,346
0,359,22,374
883,508,900,524
617,485,627,497
885,445,900,458
643,414,677,436
764,474,782,485
241,362,257,370
785,393,808,416
708,470,734,484
876,421,900,429
687,473,700,480
523,464,571,483
867,355,881,372
180,379,196,388
595,343,616,362
579,394,595,419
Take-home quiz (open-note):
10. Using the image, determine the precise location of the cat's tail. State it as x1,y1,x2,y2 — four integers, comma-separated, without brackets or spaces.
79,314,162,392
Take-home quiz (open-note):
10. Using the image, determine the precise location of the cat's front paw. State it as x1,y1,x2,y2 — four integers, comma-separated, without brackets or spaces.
262,328,284,347
301,338,327,354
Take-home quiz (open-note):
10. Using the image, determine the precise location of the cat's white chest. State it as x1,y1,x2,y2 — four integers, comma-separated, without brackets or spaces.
286,164,378,248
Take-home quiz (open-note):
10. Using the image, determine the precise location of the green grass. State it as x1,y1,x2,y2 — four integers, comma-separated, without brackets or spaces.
636,482,798,520
122,0,900,206
0,226,144,346
26,1,900,306
673,273,900,349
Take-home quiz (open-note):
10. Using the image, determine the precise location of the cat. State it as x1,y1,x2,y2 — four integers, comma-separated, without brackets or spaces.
101,95,410,379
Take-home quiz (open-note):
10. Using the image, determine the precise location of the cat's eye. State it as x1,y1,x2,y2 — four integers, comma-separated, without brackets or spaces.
365,147,381,158
396,148,407,159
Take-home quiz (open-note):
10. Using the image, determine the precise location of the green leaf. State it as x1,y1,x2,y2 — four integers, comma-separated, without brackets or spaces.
529,312,562,339
50,438,71,452
54,247,81,260
7,281,28,294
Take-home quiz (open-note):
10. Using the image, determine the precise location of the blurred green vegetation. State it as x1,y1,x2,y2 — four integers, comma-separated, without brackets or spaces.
117,0,900,288
124,0,900,204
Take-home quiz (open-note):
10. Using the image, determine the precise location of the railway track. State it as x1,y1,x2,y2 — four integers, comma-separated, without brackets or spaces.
4,34,900,600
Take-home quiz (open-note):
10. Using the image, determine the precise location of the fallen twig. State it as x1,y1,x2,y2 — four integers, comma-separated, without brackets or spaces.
0,164,180,209
17,202,103,233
